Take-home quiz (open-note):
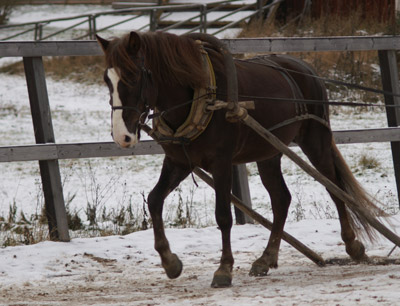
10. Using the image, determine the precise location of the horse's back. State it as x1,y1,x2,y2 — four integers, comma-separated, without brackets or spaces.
262,54,329,121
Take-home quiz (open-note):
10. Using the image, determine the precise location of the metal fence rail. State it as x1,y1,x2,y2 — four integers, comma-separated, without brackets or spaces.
0,0,277,41
0,35,399,241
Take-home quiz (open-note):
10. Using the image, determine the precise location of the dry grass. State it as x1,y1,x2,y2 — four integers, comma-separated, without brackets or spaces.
239,11,398,108
1,55,105,85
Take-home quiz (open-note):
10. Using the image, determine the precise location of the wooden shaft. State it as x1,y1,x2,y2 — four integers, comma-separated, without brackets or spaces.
241,114,400,247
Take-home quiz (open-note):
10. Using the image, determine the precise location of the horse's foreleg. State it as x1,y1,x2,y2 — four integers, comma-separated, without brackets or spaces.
147,157,191,279
250,155,291,276
211,165,234,288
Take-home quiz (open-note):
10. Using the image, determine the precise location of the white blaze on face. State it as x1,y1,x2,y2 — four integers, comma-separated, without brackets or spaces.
107,68,139,148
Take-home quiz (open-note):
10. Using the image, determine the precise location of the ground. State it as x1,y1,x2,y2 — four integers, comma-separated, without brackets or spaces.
1,220,400,305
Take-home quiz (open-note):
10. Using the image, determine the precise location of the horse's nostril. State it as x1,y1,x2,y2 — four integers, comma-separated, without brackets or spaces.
124,135,131,143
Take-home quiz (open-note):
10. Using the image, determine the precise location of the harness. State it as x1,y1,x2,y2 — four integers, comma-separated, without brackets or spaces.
150,44,217,144
111,49,331,145
246,55,331,131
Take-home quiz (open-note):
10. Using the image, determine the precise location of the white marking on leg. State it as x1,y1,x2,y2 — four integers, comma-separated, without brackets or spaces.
107,68,138,147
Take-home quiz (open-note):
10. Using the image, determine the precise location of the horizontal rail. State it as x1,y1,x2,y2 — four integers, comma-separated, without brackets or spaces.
225,35,400,53
2,36,400,57
0,140,164,163
0,41,102,57
0,4,204,29
1,128,399,163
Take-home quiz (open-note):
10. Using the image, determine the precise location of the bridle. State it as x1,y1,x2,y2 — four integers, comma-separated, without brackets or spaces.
111,58,153,126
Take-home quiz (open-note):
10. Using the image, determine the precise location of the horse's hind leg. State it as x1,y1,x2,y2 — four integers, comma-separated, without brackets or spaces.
250,153,292,276
147,156,191,279
297,123,367,261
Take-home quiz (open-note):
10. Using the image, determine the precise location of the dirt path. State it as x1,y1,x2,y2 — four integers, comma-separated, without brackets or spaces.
2,248,400,306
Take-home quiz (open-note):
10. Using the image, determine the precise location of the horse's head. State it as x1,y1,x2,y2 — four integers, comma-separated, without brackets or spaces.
97,32,156,148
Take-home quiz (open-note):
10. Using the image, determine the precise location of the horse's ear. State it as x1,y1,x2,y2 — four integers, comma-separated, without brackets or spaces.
128,31,141,54
96,35,110,53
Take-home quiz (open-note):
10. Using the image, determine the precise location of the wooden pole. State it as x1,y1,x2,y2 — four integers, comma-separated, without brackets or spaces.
232,164,254,224
23,57,70,242
378,50,400,206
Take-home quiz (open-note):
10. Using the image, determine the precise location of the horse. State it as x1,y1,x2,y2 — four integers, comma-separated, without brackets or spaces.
96,31,382,288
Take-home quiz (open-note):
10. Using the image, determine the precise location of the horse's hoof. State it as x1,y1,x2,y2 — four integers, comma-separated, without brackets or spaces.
163,253,183,279
346,240,368,262
249,264,269,277
211,274,232,288
249,256,277,276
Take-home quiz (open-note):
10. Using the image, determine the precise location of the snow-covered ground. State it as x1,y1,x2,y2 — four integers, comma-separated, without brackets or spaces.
1,218,400,305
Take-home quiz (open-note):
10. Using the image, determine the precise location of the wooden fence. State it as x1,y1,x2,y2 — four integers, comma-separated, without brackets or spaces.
16,0,115,4
0,36,400,242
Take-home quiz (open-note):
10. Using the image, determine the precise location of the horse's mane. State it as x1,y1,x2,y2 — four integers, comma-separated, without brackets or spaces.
105,32,208,89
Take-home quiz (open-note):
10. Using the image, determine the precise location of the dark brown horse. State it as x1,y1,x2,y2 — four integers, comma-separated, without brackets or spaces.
97,31,381,288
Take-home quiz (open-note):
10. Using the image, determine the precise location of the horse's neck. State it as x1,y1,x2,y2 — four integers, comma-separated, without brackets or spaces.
155,84,193,130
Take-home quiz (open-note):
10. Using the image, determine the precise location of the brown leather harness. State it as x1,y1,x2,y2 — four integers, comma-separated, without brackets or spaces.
149,46,331,145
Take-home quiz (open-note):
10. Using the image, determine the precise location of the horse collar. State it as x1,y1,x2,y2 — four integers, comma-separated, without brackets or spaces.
151,47,216,144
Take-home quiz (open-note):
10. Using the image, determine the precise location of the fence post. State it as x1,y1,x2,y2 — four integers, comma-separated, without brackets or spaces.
200,4,207,34
256,0,264,18
88,15,97,40
34,23,43,41
23,57,70,242
378,50,400,206
232,164,253,224
150,9,158,32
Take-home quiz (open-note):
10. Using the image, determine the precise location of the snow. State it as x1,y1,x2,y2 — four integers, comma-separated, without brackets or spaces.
1,219,400,304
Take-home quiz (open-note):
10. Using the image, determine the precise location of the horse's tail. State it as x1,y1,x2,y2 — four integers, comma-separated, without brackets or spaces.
331,140,386,242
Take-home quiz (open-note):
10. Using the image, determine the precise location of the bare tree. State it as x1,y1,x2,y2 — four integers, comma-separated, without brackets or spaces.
0,0,15,25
